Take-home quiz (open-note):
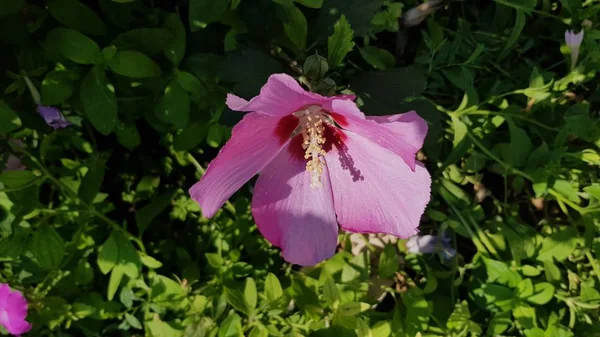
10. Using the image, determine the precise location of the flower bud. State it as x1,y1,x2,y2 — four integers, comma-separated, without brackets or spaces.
303,54,329,81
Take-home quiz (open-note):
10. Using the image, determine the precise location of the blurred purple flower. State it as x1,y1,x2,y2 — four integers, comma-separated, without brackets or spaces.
23,76,69,129
36,106,70,129
565,29,584,70
4,155,24,172
0,283,32,336
406,234,456,260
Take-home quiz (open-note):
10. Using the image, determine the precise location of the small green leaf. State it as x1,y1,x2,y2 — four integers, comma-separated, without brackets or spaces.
359,46,396,70
31,226,65,270
552,180,580,203
517,279,534,299
164,14,186,66
508,119,533,167
337,302,370,316
151,275,186,305
543,260,561,283
78,154,106,205
264,273,283,301
115,122,141,150
125,313,142,329
108,51,161,78
323,278,340,308
135,189,177,234
225,286,249,315
0,101,21,133
81,66,118,135
378,244,397,278
525,282,555,305
328,15,355,67
47,0,106,36
538,227,579,262
47,28,102,64
97,233,119,274
189,0,230,31
108,265,125,301
173,123,208,152
206,124,223,148
156,80,190,129
243,278,257,313
0,170,37,188
140,254,163,269
40,70,73,105
218,313,243,337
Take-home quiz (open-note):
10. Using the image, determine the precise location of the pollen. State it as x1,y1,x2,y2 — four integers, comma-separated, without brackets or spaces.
294,106,328,188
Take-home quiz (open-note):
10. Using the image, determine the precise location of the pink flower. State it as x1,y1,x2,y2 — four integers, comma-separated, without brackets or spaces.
565,29,584,69
0,283,31,336
189,74,431,265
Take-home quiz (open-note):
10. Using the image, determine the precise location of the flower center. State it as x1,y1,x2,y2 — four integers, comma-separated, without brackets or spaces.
293,106,331,188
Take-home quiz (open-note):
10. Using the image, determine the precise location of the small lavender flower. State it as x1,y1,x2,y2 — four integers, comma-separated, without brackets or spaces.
4,155,24,172
23,76,69,129
406,234,456,260
0,283,32,336
565,29,584,70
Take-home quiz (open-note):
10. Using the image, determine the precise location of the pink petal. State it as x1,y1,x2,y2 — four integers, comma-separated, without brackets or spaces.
3,318,32,335
189,112,288,218
226,73,356,117
6,292,28,319
329,101,427,171
0,284,10,308
252,141,338,266
324,130,431,238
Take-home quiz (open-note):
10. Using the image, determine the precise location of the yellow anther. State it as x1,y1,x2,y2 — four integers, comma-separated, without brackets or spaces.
294,106,327,188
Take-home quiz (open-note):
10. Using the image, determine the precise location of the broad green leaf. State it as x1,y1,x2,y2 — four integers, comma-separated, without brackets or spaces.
0,0,24,16
151,275,186,305
156,80,190,129
47,0,106,36
40,70,73,105
552,180,580,203
47,28,102,64
447,301,481,333
97,233,119,274
176,71,207,103
218,313,243,337
508,119,532,167
277,2,307,50
525,282,555,305
111,28,172,55
108,51,161,78
164,14,186,66
125,313,142,329
81,67,117,135
243,278,257,313
513,305,537,329
517,279,534,299
0,170,36,188
115,122,141,150
31,226,65,270
402,287,430,335
74,260,94,285
140,254,163,269
543,260,561,283
323,278,340,308
173,123,208,152
359,46,396,70
225,286,249,315
584,185,600,200
378,244,397,278
0,101,21,133
135,189,177,234
264,273,283,301
78,154,106,205
146,318,184,337
487,312,512,335
472,283,516,313
114,231,141,278
538,227,579,262
189,0,230,31
328,15,355,68
482,257,522,287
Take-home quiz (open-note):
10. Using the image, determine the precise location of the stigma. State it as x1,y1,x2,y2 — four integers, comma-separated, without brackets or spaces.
293,106,329,188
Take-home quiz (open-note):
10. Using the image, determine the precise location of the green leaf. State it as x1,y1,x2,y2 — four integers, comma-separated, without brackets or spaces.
47,0,106,36
115,122,141,150
472,283,516,313
517,279,534,299
337,302,370,316
359,46,396,70
111,28,173,55
164,14,186,66
135,189,177,234
108,51,161,78
482,257,522,288
525,282,555,305
0,170,36,188
146,318,184,337
40,70,73,105
447,301,481,333
513,304,537,329
0,0,24,16
318,0,381,37
243,278,257,313
402,287,430,335
0,101,21,133
378,244,397,278
584,185,600,200
125,313,142,329
47,28,102,64
31,226,65,270
498,10,525,60
140,254,163,269
78,154,106,205
277,2,307,50
218,313,243,337
114,231,141,278
173,123,208,152
543,260,561,283
97,233,119,274
552,180,580,203
264,273,283,301
508,119,533,167
225,286,249,315
156,80,190,129
189,0,230,31
151,275,186,305
538,227,579,262
328,15,355,68
206,124,223,148
81,66,118,135
323,278,340,308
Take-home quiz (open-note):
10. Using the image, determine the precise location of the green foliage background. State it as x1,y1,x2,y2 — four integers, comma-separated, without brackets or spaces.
1,0,600,336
